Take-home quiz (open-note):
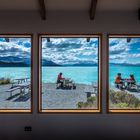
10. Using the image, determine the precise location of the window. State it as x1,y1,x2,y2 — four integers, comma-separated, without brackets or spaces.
39,35,101,112
108,35,140,113
0,35,32,112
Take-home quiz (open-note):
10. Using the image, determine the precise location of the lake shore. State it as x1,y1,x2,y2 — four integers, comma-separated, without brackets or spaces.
0,83,97,109
42,83,97,109
0,84,30,109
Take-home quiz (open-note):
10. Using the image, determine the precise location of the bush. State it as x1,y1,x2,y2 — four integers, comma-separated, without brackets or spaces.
77,96,97,109
116,103,129,108
110,89,140,108
0,78,11,85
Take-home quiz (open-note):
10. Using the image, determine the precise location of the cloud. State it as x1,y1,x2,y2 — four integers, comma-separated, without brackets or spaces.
109,38,130,55
128,53,140,58
0,38,31,59
42,38,98,64
109,37,140,64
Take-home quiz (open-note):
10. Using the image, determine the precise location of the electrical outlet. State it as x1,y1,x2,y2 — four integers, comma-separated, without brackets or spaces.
24,126,32,132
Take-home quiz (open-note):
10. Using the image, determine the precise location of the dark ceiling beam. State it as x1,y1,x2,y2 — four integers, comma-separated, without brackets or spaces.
138,8,140,20
89,0,98,20
38,0,46,20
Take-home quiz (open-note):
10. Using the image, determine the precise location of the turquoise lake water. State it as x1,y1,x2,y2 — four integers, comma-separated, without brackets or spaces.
109,65,140,86
0,66,140,85
41,67,98,84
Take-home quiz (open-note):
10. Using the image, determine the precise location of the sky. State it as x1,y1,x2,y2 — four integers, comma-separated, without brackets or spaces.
42,38,98,65
0,37,140,65
0,37,31,60
109,37,140,64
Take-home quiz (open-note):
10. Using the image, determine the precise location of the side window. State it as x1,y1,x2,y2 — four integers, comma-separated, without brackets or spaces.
0,35,32,112
108,35,140,113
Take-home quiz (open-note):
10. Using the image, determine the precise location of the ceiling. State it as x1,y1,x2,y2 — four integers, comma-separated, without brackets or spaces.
0,0,139,12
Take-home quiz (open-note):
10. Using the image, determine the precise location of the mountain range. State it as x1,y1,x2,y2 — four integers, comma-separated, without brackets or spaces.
0,56,30,67
0,56,98,67
1,56,139,67
110,63,140,66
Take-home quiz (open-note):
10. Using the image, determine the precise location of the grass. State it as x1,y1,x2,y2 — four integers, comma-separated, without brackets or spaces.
110,89,140,109
77,96,97,109
0,78,11,85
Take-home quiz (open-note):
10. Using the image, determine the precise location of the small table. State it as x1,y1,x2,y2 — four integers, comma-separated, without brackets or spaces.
62,78,75,89
14,78,30,84
14,83,30,96
121,79,135,89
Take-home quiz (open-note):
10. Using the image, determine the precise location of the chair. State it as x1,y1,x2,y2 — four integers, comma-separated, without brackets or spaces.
56,82,62,89
115,83,124,89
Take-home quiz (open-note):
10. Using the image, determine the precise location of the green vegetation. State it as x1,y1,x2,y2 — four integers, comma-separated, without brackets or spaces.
110,89,140,108
0,78,11,85
77,96,97,109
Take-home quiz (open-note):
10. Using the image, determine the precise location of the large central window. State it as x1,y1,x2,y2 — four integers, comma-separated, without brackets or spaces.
39,35,101,112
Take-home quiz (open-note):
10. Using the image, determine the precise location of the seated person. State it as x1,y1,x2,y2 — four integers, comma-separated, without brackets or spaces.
57,72,64,88
115,73,124,89
127,74,136,87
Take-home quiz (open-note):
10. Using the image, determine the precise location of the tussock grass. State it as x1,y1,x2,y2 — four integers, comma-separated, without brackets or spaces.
77,96,97,109
0,78,11,85
110,89,140,109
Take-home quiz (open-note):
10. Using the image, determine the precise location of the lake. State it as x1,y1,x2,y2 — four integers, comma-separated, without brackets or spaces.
0,66,140,85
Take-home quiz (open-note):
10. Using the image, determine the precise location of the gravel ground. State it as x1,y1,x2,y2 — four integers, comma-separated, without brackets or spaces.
0,83,97,110
0,84,30,109
42,83,96,109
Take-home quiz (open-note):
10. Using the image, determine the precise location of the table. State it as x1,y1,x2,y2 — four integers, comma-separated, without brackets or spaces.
62,78,75,89
121,79,135,89
14,83,30,96
14,78,30,84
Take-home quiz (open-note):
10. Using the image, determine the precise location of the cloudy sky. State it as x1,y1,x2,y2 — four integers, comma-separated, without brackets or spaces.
1,37,140,65
42,38,98,65
0,37,31,60
109,37,140,64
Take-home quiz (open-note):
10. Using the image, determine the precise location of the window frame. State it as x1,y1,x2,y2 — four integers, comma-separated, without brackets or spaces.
0,34,33,113
38,34,102,113
107,34,140,113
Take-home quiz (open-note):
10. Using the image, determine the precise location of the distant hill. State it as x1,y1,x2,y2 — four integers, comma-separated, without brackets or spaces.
110,63,140,66
42,60,61,66
0,56,98,67
42,60,97,67
0,56,30,67
0,61,29,67
72,63,97,66
0,56,29,63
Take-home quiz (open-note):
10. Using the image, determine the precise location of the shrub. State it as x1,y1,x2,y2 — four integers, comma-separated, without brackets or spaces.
77,96,97,109
116,103,129,108
0,78,11,85
110,89,140,108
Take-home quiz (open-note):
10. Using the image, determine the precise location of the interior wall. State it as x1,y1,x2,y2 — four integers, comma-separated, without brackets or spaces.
0,11,140,140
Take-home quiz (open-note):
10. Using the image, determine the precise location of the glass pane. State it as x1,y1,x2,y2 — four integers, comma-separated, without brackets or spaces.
109,36,140,112
40,36,100,112
0,36,31,112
